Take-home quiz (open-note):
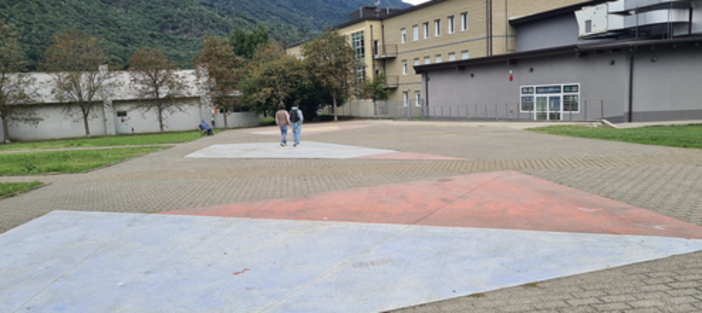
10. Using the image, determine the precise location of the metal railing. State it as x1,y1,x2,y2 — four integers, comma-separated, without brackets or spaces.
424,100,605,122
323,100,606,122
374,45,398,59
384,76,399,89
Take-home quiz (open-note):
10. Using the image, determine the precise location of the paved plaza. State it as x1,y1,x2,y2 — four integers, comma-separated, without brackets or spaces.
1,120,702,312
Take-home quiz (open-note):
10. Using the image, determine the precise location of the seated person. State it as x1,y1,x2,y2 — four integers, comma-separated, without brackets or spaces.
199,120,214,136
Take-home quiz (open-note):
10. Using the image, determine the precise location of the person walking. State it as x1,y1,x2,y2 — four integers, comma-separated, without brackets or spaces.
290,101,304,147
275,102,292,147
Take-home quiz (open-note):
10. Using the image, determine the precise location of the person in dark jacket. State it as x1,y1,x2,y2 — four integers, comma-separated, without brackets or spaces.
290,101,304,147
199,120,214,136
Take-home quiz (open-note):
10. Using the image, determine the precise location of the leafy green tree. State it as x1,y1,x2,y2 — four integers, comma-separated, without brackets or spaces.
128,47,190,133
42,29,116,137
0,20,42,143
194,36,245,128
356,72,390,116
229,25,270,60
302,28,358,122
240,41,306,116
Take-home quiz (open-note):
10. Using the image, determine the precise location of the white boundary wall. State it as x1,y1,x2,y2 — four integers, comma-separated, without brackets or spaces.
1,69,260,142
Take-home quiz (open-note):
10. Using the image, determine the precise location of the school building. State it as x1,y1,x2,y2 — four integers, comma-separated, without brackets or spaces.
415,0,702,123
286,0,593,105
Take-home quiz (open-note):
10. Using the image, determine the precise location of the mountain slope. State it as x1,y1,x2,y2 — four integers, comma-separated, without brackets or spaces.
0,0,410,70
202,0,411,31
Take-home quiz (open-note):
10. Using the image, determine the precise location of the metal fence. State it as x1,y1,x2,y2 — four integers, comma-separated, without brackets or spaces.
321,100,425,120
324,99,606,122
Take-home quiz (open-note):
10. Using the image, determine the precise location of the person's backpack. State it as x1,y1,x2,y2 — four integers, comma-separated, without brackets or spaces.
290,109,300,123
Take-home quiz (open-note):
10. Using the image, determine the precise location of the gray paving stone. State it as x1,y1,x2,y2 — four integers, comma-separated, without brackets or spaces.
2,121,702,312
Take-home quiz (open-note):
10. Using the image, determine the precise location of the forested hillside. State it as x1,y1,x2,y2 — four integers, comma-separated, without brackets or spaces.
0,0,410,70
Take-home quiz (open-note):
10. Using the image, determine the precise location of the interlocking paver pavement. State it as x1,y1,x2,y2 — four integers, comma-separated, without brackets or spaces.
1,120,702,312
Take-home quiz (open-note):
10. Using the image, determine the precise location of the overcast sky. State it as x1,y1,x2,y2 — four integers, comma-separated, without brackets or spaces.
403,0,431,5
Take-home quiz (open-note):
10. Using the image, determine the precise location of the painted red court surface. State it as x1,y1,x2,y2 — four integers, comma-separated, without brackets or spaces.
162,171,702,239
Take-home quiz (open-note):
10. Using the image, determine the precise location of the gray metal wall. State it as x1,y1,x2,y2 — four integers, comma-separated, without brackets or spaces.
424,44,702,123
515,13,612,52
630,46,702,122
426,51,630,121
516,14,581,52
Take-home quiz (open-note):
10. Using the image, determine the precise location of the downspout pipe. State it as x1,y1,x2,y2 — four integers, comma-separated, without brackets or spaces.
425,73,430,116
628,48,636,123
370,25,375,77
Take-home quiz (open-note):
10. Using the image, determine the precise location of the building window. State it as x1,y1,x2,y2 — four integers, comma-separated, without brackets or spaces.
424,56,431,65
351,31,365,59
461,12,468,31
435,54,442,63
521,96,534,111
461,50,469,60
401,28,406,44
434,19,441,37
448,16,455,34
413,25,419,41
402,60,408,75
448,53,456,61
356,66,366,82
414,58,420,73
351,31,365,82
403,91,409,107
415,91,421,107
423,22,429,39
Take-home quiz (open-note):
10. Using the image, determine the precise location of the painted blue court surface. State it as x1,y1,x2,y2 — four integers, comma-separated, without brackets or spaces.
2,211,702,312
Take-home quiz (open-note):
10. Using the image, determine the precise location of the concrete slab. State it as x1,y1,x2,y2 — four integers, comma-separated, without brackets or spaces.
184,142,469,161
164,171,702,239
3,211,702,313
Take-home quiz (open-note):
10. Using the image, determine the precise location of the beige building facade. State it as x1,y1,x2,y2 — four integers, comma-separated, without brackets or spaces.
287,0,593,103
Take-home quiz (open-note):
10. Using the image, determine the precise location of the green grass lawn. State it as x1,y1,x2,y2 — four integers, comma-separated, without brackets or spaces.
529,124,702,149
0,130,220,151
0,181,44,199
0,146,167,176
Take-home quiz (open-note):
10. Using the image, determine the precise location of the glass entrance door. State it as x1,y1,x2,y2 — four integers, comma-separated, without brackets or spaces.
535,96,562,121
535,97,548,120
549,96,562,121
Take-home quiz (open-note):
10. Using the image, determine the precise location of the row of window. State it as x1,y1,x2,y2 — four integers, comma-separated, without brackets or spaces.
401,51,470,75
403,91,422,107
401,12,468,44
520,84,581,113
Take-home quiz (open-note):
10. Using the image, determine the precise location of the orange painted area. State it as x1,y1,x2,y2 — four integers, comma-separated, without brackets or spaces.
161,171,702,239
355,152,470,161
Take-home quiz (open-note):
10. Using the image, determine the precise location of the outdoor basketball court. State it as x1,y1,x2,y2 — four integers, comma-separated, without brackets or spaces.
2,124,702,312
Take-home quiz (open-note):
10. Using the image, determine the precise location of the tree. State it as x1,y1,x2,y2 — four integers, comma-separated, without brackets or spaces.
302,28,359,122
240,41,306,115
0,20,42,143
356,72,390,116
42,29,116,137
128,47,190,133
229,25,270,61
193,36,245,128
